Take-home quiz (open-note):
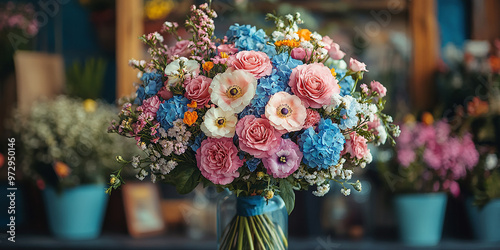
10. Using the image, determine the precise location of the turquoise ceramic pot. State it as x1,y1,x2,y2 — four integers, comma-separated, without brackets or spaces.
43,184,108,240
466,198,500,242
395,193,447,246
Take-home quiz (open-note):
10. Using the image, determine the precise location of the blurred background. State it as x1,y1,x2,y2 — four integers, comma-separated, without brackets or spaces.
0,0,499,249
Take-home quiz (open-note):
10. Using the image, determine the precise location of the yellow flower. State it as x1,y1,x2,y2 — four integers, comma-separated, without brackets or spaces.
54,161,70,178
421,112,434,126
220,52,229,58
203,61,214,72
264,190,274,200
83,99,97,113
256,171,265,180
110,177,117,185
183,111,198,126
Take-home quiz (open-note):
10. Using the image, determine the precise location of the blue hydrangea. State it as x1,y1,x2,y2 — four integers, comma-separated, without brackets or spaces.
300,119,345,169
336,69,355,96
339,96,360,130
190,132,205,152
245,158,261,172
226,24,268,51
156,96,189,130
240,53,303,118
134,86,146,105
142,72,163,96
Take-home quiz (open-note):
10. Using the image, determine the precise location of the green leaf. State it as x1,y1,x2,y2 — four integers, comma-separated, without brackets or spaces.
279,179,295,215
170,162,201,194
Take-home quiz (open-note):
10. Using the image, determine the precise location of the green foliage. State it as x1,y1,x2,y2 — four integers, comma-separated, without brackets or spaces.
279,178,295,215
66,57,107,99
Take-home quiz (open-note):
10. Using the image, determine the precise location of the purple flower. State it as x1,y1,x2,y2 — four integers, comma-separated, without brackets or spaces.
262,139,302,178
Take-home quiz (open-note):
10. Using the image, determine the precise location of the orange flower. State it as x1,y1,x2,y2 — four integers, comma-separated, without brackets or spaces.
187,100,197,108
489,55,500,73
203,61,214,72
421,112,434,126
274,39,300,48
296,29,311,41
330,68,337,77
54,161,71,178
183,111,198,126
467,97,489,117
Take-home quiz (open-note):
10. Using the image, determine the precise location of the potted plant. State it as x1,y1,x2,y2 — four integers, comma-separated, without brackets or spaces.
106,3,400,249
380,113,479,246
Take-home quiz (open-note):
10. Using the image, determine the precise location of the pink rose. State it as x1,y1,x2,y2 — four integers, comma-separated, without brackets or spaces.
217,44,239,55
262,139,303,178
289,63,340,108
168,40,193,60
196,137,243,185
303,109,321,129
139,95,161,117
370,80,386,97
344,132,370,160
291,47,306,60
236,115,282,158
322,36,345,60
229,51,272,79
184,75,212,107
157,86,173,100
349,58,368,72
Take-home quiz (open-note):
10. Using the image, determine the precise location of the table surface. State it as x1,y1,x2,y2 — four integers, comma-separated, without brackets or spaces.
2,233,500,250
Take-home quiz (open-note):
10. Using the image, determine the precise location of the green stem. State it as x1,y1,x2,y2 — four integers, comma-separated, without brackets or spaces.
238,217,244,250
243,217,255,250
249,217,265,250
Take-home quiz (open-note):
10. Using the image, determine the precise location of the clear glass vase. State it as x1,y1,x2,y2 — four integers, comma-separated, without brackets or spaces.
217,191,288,250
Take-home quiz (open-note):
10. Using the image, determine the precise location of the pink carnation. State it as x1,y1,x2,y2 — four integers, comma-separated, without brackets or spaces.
168,40,193,60
322,36,346,60
236,115,282,158
349,58,368,72
196,137,243,185
140,95,161,117
303,109,321,129
289,63,340,108
184,75,212,107
262,139,303,178
397,148,416,167
370,80,387,98
343,132,370,160
229,51,272,79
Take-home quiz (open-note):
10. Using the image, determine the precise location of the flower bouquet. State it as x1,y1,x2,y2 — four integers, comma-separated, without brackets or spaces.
108,3,398,249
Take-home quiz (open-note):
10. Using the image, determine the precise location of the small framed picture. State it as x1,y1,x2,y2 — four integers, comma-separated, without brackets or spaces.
122,182,165,237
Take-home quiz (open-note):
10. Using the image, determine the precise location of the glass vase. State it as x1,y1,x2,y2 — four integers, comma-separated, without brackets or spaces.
217,191,288,250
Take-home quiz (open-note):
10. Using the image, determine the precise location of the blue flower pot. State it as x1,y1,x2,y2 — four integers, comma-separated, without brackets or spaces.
43,184,108,240
466,198,500,242
395,193,447,246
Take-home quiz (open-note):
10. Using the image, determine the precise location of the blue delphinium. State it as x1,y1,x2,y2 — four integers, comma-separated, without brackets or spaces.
142,72,163,96
240,53,303,118
245,158,261,172
336,69,355,96
226,24,268,51
300,119,345,169
339,95,360,130
157,96,189,130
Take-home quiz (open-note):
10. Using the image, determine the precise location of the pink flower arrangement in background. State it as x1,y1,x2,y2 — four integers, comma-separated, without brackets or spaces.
395,116,479,197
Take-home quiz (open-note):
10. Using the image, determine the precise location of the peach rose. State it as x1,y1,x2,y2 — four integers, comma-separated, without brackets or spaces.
343,132,370,160
236,115,282,158
229,51,272,79
184,75,212,107
289,63,340,108
349,58,368,72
